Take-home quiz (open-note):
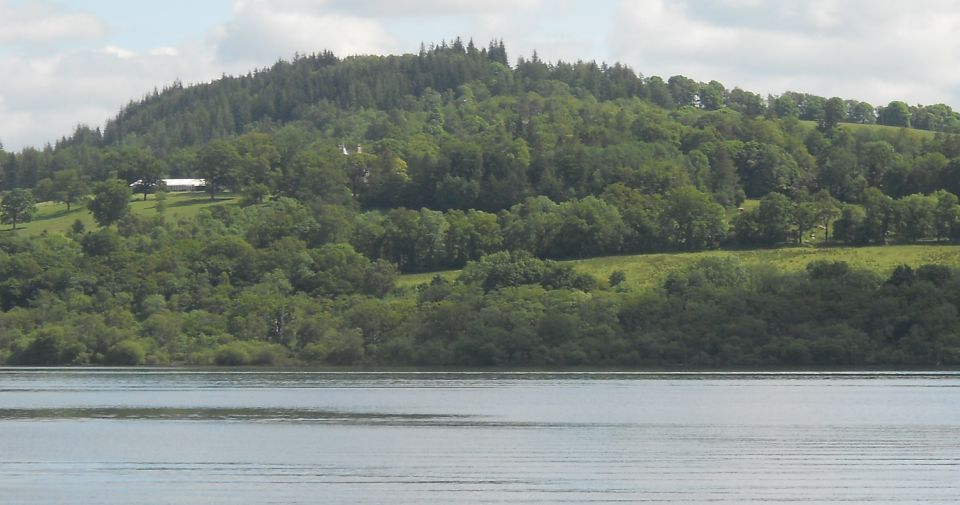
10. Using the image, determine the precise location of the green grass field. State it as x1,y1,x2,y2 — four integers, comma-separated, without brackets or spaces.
11,191,960,294
798,120,938,139
5,192,238,237
398,244,960,291
725,198,759,222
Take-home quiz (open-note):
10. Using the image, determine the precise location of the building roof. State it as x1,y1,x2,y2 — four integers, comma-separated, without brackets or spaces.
129,178,206,187
163,179,205,186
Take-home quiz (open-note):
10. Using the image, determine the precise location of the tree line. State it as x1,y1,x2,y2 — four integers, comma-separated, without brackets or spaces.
0,40,959,367
1,218,957,367
5,82,960,237
734,188,960,247
3,40,960,204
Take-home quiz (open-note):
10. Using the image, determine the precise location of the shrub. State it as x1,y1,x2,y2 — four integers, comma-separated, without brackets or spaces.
212,341,287,366
106,339,147,365
15,327,87,365
214,342,250,366
299,330,364,365
248,343,283,365
609,270,627,287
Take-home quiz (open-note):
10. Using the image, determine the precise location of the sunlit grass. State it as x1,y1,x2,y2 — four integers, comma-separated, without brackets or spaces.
798,120,938,139
398,244,960,291
6,192,238,236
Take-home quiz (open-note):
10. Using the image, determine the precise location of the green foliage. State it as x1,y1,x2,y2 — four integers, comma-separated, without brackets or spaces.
13,327,87,365
88,179,131,227
608,270,627,287
81,228,123,256
402,243,960,293
240,183,269,206
108,147,166,200
821,97,846,131
106,339,147,365
879,101,912,128
895,194,936,243
197,140,240,199
459,250,595,292
300,330,365,365
661,186,726,250
755,192,793,244
1,188,36,230
51,169,90,211
214,342,250,366
210,341,287,366
2,40,960,369
736,141,802,197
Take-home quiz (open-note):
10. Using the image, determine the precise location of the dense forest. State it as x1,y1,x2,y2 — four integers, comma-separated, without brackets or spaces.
1,39,960,367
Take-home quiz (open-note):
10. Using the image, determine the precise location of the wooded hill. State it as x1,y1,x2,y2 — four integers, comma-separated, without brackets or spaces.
1,39,960,367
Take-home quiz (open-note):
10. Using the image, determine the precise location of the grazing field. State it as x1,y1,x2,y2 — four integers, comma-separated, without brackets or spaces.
12,191,960,293
5,192,239,237
398,244,960,291
725,198,760,222
798,120,938,139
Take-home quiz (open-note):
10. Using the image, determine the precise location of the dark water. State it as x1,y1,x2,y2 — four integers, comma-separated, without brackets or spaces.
0,369,958,504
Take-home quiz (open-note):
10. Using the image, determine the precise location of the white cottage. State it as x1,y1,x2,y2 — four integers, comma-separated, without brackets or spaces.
130,178,206,192
162,179,206,192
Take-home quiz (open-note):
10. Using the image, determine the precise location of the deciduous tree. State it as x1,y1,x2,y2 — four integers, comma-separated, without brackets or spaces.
1,188,36,230
88,179,131,227
197,140,240,200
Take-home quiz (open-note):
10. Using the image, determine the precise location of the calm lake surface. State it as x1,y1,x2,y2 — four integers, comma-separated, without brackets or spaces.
0,369,958,504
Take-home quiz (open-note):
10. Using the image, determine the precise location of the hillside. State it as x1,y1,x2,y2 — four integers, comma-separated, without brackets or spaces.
1,40,960,368
12,193,238,237
399,244,960,290
797,120,939,139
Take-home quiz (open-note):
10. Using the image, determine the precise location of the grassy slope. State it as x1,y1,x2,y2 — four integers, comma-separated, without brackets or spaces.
6,192,238,237
798,120,938,139
11,191,960,294
398,244,960,291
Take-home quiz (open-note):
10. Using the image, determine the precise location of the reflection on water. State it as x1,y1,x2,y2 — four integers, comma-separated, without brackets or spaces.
0,407,473,423
0,369,958,504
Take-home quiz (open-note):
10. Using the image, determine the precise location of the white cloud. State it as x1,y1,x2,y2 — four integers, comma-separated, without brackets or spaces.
611,0,960,107
229,0,543,17
5,0,960,151
320,0,543,17
103,45,135,60
0,0,105,44
216,1,397,66
720,0,763,7
803,0,841,30
150,47,180,57
0,42,222,149
0,0,577,150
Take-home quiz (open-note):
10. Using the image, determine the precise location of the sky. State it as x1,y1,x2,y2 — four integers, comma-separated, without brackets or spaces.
1,0,959,150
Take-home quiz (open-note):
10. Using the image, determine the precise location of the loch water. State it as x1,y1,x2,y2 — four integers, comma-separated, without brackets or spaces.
0,369,958,504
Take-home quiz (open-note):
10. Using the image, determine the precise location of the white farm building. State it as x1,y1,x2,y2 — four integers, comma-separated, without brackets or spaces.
163,179,206,192
130,179,206,192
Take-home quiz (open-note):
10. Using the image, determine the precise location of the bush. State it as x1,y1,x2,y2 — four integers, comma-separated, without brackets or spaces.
807,260,850,280
299,330,364,365
248,343,283,365
15,328,87,365
299,343,328,363
460,251,596,292
105,339,147,365
214,342,250,366
213,341,287,366
81,228,123,257
609,270,627,287
240,183,269,206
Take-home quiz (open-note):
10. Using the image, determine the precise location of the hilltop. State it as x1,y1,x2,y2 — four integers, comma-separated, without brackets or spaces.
0,40,959,368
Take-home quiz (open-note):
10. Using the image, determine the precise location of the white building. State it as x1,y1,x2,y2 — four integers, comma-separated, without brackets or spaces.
129,178,206,192
163,179,206,192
